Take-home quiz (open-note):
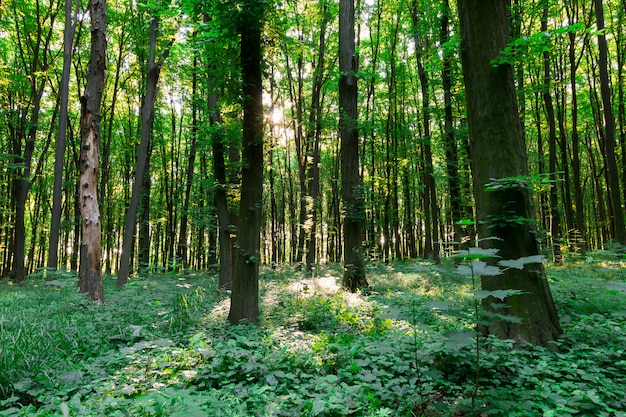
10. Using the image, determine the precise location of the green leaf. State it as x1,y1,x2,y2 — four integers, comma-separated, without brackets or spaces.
456,260,502,277
453,247,501,259
424,301,454,310
498,255,546,270
481,310,523,324
473,289,526,301
443,330,476,349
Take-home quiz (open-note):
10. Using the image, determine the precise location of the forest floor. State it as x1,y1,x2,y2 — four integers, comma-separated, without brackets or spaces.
1,252,625,417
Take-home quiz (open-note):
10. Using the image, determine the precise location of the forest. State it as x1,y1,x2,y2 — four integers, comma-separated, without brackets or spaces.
1,0,626,415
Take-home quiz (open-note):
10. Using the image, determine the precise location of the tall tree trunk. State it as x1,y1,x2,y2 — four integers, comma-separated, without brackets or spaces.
138,146,152,269
457,0,562,346
228,0,265,324
441,0,461,249
211,91,237,289
541,1,562,262
177,54,199,270
49,0,78,270
568,18,586,250
10,0,58,281
78,0,106,302
117,16,173,286
339,0,367,291
101,21,128,274
304,2,327,272
595,0,626,245
411,1,440,263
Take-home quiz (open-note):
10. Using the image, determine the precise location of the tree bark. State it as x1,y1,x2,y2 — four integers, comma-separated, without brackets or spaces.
412,1,440,263
117,15,173,286
541,1,562,262
78,0,106,302
339,0,367,291
594,0,626,245
228,0,265,324
49,0,78,270
457,0,562,346
440,0,462,250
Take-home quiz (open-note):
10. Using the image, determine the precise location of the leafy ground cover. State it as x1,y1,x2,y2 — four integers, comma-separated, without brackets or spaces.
0,255,625,417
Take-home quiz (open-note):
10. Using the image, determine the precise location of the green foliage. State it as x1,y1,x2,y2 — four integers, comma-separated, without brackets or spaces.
491,22,588,67
0,262,625,416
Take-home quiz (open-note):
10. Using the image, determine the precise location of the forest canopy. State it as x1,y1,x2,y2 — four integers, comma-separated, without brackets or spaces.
0,0,624,282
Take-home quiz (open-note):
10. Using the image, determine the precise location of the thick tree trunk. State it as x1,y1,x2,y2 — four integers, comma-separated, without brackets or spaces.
78,0,106,302
457,0,562,346
339,0,367,291
228,2,265,324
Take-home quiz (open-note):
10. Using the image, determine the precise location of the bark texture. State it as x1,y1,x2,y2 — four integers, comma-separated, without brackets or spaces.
78,0,106,302
339,0,368,291
457,0,561,346
228,1,265,324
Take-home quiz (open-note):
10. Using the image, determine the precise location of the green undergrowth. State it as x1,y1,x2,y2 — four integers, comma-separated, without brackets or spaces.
0,258,625,417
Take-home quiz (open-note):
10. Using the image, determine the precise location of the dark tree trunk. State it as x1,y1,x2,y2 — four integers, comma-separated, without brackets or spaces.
177,54,199,270
304,2,327,272
138,146,152,269
569,22,586,250
117,16,173,286
228,1,265,324
49,0,78,270
411,1,440,262
339,0,367,291
78,0,106,302
541,1,562,262
595,0,626,245
441,0,461,249
211,91,237,289
457,0,562,345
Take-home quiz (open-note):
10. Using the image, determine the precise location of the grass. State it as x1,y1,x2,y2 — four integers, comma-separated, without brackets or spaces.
0,256,625,417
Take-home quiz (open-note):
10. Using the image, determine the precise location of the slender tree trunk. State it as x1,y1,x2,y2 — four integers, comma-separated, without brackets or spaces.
49,0,78,270
78,0,106,302
102,22,127,274
228,1,265,324
117,16,173,286
541,2,562,262
138,147,151,269
211,91,237,289
457,0,562,345
595,0,626,245
411,1,440,262
177,54,199,270
440,0,461,249
569,22,586,251
304,2,327,272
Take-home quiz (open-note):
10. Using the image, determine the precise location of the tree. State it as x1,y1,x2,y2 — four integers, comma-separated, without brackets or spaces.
48,0,78,271
78,0,106,302
457,0,562,345
117,6,174,286
7,0,60,281
228,0,266,325
339,0,367,291
594,0,626,245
